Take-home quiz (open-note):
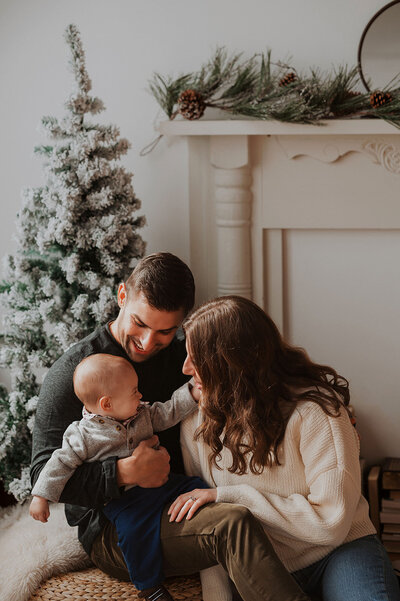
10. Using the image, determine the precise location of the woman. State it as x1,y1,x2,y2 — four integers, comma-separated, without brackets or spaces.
169,296,400,601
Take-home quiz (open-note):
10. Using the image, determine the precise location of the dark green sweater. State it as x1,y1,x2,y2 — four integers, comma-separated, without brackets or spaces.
30,324,189,554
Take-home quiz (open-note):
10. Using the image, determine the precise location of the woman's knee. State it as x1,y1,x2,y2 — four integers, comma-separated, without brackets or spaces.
214,503,268,546
214,503,252,529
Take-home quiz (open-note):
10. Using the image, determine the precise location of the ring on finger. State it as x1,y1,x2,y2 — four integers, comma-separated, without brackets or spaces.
189,495,197,502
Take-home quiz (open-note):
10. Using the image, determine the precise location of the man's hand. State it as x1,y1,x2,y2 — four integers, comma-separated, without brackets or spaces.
30,495,50,523
116,435,170,488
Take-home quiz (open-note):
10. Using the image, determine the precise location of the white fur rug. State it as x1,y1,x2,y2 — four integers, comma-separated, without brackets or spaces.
0,502,92,601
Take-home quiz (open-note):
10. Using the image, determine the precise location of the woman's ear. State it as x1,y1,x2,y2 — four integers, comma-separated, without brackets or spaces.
99,395,112,413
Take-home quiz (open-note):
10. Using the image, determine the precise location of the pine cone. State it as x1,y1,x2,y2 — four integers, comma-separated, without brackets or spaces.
370,90,392,108
178,89,206,120
279,72,297,87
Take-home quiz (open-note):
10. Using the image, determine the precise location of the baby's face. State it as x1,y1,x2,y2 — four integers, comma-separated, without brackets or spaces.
110,367,142,421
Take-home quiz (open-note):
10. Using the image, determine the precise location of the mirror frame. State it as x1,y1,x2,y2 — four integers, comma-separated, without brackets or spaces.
357,0,400,92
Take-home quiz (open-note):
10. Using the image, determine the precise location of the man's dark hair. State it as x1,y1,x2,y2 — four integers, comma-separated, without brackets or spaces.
125,252,195,316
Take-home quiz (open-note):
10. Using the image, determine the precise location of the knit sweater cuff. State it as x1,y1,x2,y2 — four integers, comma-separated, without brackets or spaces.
216,485,239,504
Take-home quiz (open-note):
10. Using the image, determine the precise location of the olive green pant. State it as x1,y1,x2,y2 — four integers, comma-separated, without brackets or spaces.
91,502,309,601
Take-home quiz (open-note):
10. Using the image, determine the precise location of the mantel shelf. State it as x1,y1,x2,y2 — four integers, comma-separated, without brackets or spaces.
158,118,400,136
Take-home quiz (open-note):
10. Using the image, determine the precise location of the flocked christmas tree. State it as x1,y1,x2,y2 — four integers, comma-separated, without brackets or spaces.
0,24,145,501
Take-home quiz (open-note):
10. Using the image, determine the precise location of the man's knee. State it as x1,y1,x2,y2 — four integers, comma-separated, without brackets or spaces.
90,522,130,582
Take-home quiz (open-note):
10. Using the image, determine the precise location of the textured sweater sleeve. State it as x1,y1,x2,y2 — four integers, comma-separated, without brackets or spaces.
216,404,362,547
149,380,198,432
31,421,89,502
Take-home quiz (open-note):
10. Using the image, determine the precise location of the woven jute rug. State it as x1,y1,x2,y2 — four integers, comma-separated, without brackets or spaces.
29,567,203,601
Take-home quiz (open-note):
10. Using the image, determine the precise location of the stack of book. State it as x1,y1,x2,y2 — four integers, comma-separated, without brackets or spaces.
367,465,381,533
379,458,400,570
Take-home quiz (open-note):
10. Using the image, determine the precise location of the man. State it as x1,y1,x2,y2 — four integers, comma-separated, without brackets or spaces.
31,252,310,601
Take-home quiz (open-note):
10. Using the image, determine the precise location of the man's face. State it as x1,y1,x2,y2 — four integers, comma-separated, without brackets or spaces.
112,285,185,363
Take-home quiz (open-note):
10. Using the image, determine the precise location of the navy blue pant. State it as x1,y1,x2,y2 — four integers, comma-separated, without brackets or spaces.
103,473,208,590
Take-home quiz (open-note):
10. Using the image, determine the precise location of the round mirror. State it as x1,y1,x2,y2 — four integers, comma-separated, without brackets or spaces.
358,1,400,91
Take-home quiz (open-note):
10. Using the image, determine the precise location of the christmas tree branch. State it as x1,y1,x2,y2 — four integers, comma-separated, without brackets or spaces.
148,48,400,128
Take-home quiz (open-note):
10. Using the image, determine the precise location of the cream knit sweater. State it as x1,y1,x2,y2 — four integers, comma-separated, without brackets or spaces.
180,400,375,599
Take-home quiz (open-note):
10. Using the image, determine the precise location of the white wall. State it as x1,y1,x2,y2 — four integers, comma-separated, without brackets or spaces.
286,230,400,464
0,0,387,263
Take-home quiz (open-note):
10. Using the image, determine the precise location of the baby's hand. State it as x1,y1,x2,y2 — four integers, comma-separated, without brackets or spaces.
189,383,202,403
29,496,50,523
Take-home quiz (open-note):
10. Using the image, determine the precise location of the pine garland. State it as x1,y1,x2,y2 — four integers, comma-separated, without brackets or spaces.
149,48,400,127
0,25,145,501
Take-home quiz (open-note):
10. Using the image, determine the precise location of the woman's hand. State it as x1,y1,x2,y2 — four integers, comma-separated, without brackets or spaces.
168,488,217,522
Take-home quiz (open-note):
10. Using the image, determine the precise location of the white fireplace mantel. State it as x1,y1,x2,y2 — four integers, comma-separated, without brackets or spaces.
159,119,400,332
159,118,400,464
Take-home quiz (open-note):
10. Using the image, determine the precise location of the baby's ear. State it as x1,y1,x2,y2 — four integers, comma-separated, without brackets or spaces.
99,395,112,412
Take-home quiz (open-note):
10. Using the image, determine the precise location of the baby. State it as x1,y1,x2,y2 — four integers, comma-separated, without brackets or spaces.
30,353,206,601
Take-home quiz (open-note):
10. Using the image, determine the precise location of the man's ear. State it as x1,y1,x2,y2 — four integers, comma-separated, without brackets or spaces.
117,283,127,309
99,396,112,412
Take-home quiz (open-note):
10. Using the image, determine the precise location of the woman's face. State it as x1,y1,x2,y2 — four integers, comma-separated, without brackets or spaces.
182,340,203,391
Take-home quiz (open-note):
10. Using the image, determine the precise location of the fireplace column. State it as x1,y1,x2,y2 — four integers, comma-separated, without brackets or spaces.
211,135,253,299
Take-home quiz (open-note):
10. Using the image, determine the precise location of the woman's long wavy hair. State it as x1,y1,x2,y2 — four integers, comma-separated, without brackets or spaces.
183,296,349,476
